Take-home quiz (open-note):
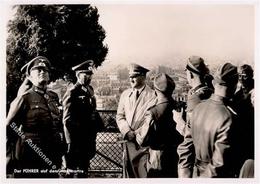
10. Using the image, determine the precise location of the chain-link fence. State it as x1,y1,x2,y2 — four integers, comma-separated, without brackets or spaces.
89,110,124,178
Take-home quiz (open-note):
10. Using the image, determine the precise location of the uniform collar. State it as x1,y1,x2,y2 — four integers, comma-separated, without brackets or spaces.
190,84,204,95
32,85,46,94
155,91,169,104
210,94,230,104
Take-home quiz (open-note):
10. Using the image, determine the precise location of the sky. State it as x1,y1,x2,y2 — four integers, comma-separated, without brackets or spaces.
94,4,255,69
1,3,255,70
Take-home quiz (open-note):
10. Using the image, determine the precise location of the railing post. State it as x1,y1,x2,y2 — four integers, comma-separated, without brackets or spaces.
117,140,127,178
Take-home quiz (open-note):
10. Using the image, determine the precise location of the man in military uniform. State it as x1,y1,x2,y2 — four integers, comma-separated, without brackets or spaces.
136,73,183,177
173,56,213,135
232,64,254,177
116,63,156,178
6,56,65,178
175,56,214,178
177,63,239,177
62,60,103,178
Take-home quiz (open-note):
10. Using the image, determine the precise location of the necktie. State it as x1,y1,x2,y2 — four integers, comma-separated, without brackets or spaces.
135,90,140,101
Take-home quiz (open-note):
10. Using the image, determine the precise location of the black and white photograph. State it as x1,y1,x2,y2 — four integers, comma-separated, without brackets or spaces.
0,0,259,183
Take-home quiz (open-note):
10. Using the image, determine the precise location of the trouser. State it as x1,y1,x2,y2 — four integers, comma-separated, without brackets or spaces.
13,137,62,178
65,149,91,178
125,141,149,178
192,159,208,178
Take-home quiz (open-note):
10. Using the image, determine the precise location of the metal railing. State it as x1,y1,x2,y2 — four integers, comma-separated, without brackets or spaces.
88,110,124,178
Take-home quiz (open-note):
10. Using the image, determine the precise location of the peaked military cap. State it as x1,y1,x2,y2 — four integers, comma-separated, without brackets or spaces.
21,56,51,75
154,73,175,94
21,62,29,74
72,60,94,74
129,63,149,78
238,64,254,78
214,63,238,86
186,56,209,76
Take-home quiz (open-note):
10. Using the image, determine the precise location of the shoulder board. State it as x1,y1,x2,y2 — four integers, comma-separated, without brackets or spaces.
46,90,58,97
227,106,238,116
46,90,57,95
194,86,207,94
195,86,213,97
88,86,94,96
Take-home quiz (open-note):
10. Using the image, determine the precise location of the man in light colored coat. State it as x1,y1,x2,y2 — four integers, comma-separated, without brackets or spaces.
116,63,156,178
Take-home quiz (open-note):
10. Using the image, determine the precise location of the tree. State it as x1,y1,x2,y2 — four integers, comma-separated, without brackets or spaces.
6,5,108,107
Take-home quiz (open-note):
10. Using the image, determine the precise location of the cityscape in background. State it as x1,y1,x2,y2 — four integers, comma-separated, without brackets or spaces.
49,64,198,111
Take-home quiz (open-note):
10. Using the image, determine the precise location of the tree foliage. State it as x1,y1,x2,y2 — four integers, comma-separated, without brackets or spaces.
7,5,108,105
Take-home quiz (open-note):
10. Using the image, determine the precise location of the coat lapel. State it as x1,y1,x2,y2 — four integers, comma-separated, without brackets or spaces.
127,90,135,125
130,86,155,128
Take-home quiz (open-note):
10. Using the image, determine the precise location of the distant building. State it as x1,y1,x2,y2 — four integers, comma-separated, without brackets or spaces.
111,87,120,94
96,95,118,110
108,73,118,81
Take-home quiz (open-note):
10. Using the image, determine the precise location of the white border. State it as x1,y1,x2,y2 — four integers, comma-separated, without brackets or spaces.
1,1,259,184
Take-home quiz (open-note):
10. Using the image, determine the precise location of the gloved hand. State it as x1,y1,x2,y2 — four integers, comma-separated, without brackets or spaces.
67,143,71,154
125,130,136,141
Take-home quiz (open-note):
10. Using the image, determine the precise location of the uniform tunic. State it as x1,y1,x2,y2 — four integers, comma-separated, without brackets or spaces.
136,94,183,177
116,85,156,178
232,86,254,177
177,84,213,177
233,87,254,161
62,82,103,175
6,86,64,178
178,95,238,177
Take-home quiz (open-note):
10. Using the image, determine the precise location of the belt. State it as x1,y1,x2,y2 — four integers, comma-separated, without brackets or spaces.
22,126,53,133
195,159,209,167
